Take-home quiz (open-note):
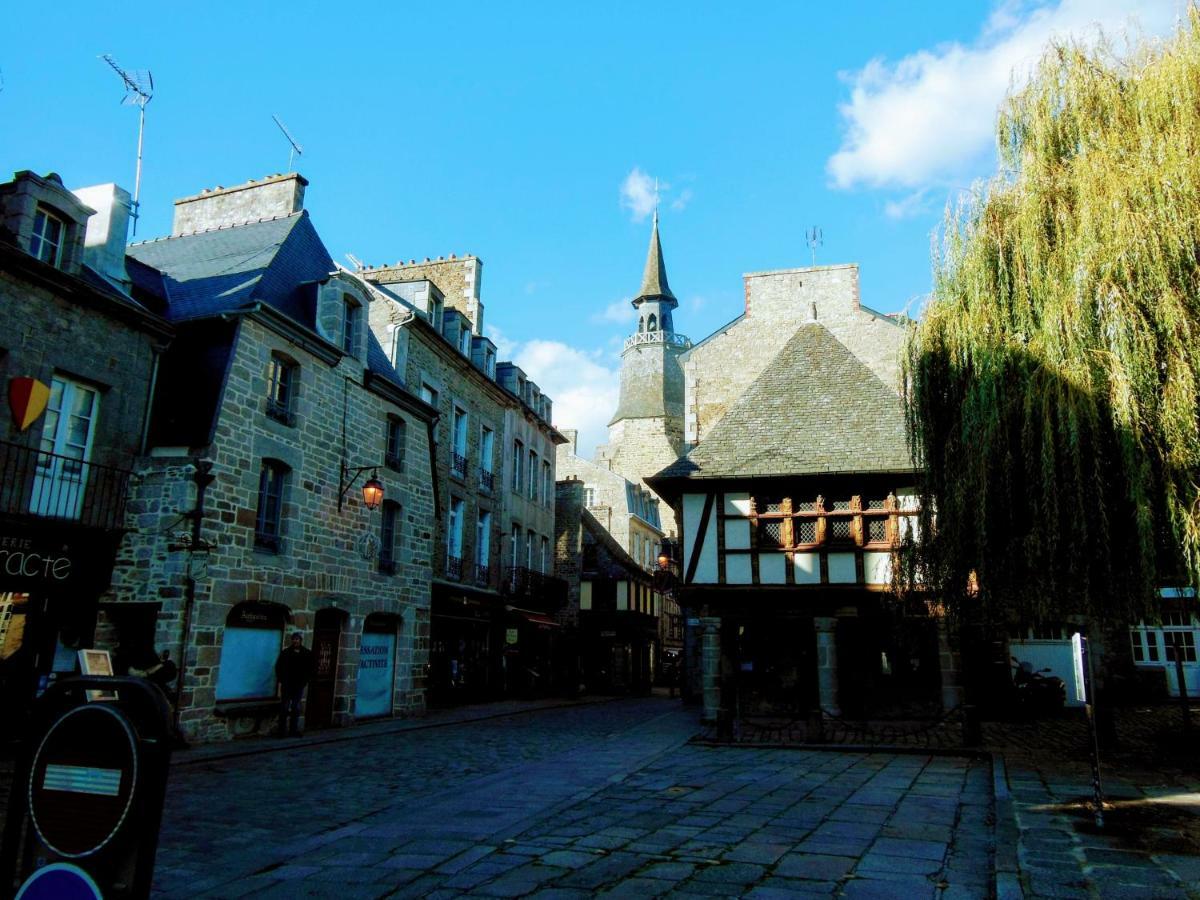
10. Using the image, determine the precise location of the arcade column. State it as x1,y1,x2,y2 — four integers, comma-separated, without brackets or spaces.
699,617,721,724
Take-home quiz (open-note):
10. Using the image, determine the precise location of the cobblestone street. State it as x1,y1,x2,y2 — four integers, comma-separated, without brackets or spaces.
152,698,994,898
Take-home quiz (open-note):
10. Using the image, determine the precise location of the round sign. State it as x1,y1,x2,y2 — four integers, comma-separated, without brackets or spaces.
15,862,103,900
28,702,138,858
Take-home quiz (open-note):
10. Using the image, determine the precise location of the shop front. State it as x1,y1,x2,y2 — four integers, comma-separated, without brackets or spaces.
0,517,124,744
579,609,657,695
429,587,504,706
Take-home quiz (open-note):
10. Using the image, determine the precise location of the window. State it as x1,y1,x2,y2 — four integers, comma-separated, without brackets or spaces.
511,523,521,567
485,349,496,379
420,382,438,409
386,416,406,471
647,313,658,332
480,426,495,490
476,510,492,582
528,450,538,501
460,327,472,356
266,353,298,426
342,296,361,356
30,206,65,267
543,461,552,506
31,376,99,520
379,500,400,574
541,536,550,574
512,440,524,492
526,529,535,569
255,460,288,552
584,486,596,507
451,407,468,478
447,497,464,578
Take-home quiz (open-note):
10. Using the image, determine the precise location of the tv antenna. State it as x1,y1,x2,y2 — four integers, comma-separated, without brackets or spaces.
805,226,823,267
272,115,303,172
101,54,153,236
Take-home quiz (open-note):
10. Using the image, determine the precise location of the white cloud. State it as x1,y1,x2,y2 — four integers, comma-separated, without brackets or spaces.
828,0,1180,191
485,324,517,360
884,189,934,220
620,167,659,221
591,297,637,325
511,339,619,457
670,188,693,212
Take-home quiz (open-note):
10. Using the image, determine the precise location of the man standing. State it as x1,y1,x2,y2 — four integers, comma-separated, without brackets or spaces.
275,633,314,737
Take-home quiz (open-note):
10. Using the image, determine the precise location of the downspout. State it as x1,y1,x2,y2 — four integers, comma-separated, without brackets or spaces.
139,344,164,454
173,458,214,730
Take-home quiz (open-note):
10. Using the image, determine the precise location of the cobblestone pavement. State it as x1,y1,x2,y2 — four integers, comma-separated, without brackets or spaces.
150,698,995,898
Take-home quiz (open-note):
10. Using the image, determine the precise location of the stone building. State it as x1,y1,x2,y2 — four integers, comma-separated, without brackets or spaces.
645,265,958,726
0,170,172,741
554,479,667,693
597,212,691,531
103,174,437,743
360,261,566,704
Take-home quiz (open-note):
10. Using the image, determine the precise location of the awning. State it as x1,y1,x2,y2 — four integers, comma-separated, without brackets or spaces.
507,606,561,629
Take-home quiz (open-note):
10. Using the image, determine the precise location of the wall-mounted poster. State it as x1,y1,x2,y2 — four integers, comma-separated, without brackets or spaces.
354,632,395,718
78,648,116,702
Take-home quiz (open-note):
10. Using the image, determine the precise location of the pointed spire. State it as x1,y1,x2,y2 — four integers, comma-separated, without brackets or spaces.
636,209,676,304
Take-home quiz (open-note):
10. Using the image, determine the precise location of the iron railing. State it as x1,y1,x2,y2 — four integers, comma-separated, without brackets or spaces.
502,566,568,613
445,554,463,580
0,439,133,531
622,331,692,352
451,452,468,479
479,468,495,492
475,563,490,586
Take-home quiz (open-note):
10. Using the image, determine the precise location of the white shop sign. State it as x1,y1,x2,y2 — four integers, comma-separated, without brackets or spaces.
355,632,396,718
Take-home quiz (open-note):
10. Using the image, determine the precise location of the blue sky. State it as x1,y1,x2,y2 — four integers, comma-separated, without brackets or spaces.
1,1,1182,452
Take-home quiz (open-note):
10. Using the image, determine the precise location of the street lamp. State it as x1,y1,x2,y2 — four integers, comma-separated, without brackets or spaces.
339,464,385,511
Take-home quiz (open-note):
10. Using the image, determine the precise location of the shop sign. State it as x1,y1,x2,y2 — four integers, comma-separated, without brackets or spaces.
0,533,73,584
505,628,519,645
8,376,50,432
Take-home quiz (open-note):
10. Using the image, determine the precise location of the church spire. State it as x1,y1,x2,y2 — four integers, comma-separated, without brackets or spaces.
636,210,677,305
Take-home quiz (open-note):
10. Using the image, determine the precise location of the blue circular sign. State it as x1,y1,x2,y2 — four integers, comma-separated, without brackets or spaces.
15,862,103,900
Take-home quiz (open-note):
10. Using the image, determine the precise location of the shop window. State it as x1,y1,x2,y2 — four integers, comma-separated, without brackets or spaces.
215,603,287,701
1165,631,1197,663
266,353,298,426
356,614,398,718
255,459,289,552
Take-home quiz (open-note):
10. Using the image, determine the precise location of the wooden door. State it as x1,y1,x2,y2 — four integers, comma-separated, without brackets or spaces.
306,609,341,729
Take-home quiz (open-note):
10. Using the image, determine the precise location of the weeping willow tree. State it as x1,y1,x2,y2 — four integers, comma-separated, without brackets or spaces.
904,15,1200,631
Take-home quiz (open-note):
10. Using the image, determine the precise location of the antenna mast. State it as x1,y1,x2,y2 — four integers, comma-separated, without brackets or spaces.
101,55,153,236
805,226,823,267
272,115,304,172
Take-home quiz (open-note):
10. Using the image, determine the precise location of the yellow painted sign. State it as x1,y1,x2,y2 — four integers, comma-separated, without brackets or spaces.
8,377,50,431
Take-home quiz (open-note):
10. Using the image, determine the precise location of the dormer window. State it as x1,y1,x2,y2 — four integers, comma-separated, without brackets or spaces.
342,295,361,356
460,327,472,356
31,206,65,267
486,350,496,379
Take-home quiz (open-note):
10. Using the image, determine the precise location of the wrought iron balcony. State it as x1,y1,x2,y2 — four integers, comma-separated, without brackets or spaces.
475,563,490,586
622,331,692,353
502,566,568,613
445,554,464,580
450,452,468,479
0,439,133,531
479,468,495,492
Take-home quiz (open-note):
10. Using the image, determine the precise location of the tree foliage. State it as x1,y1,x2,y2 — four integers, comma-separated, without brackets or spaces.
904,15,1200,628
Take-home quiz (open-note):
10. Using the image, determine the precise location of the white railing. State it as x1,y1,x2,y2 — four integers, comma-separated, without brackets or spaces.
623,331,692,352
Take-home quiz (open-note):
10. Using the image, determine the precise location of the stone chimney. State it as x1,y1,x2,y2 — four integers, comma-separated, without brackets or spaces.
72,183,132,292
171,173,307,236
560,429,579,456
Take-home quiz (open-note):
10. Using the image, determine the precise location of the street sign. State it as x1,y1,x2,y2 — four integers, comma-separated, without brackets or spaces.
15,862,103,900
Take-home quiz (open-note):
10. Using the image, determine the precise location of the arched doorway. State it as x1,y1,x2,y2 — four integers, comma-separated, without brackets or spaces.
306,607,345,729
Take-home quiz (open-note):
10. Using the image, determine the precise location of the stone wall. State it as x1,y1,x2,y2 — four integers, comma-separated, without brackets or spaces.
171,174,306,236
0,266,164,464
365,256,484,335
555,444,663,563
682,264,907,445
104,315,435,743
553,479,585,629
605,417,684,536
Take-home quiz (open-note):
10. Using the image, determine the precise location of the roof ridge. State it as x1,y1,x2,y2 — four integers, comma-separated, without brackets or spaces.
128,211,304,246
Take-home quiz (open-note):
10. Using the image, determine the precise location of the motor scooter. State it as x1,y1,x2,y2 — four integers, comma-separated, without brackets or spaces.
1010,657,1066,716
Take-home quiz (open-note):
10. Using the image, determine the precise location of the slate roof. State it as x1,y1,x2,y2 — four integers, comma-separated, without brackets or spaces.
635,210,676,304
651,322,913,482
126,213,332,324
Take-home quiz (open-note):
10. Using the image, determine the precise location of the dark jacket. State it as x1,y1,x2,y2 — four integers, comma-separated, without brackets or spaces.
275,644,315,691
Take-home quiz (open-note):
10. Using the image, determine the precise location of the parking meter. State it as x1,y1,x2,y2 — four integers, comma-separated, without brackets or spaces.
1,676,173,900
